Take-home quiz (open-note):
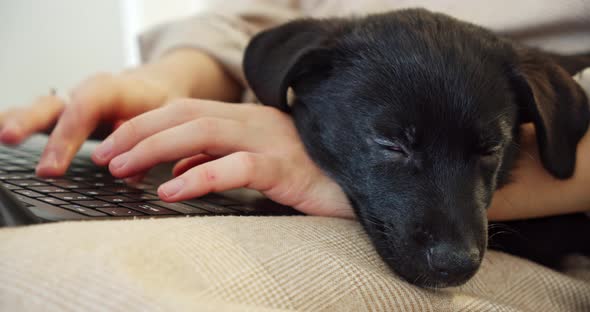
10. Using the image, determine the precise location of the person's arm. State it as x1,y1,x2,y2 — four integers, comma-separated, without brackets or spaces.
138,0,303,92
488,68,590,221
138,48,242,102
488,123,590,220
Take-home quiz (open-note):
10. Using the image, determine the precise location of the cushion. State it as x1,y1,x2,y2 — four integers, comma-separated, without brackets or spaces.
0,216,588,311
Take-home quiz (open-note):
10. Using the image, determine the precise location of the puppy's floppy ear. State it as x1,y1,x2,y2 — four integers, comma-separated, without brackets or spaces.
243,19,334,112
510,47,590,178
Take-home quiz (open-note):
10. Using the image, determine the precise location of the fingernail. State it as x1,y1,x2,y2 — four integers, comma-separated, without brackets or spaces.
0,122,21,142
0,128,10,141
94,137,113,160
37,151,59,170
159,178,185,198
110,153,129,171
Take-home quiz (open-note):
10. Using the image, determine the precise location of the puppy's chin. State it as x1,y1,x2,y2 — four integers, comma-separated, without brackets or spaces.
363,219,483,288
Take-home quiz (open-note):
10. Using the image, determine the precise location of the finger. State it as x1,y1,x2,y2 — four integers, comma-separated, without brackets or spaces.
158,152,281,201
172,154,218,177
0,95,65,145
36,75,119,176
92,99,253,165
108,117,261,178
0,108,18,141
35,105,101,177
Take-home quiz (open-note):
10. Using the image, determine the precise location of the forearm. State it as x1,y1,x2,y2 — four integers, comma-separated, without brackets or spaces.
488,123,590,221
136,49,243,103
136,2,303,103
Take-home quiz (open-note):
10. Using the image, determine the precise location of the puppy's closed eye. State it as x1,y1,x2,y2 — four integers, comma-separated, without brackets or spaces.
479,147,502,168
478,144,503,156
374,138,410,158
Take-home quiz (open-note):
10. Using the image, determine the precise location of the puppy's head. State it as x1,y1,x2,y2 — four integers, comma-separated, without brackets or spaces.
243,9,589,287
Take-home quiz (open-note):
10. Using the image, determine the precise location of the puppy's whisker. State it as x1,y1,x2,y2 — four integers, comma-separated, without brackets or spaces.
488,230,513,242
483,110,512,125
413,273,422,285
510,141,536,161
365,214,396,232
488,223,514,230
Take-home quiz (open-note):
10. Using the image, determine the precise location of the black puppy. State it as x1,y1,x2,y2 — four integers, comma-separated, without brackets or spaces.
243,9,590,288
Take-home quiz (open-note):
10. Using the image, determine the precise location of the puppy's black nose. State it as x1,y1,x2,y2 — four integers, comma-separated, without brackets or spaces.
427,244,480,279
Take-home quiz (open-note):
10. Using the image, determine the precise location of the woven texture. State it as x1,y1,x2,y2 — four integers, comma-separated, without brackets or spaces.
0,216,588,311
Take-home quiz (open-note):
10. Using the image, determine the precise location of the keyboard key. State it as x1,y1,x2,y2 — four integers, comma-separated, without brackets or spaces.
68,167,91,174
2,183,20,190
52,181,89,189
184,200,239,214
199,194,241,206
97,207,144,216
226,204,257,213
29,186,68,193
2,165,27,172
15,200,89,219
61,205,107,217
13,189,44,198
42,178,73,183
72,200,116,208
34,177,59,183
76,189,114,196
124,182,154,190
150,201,210,215
125,193,160,201
69,176,89,182
86,175,115,182
7,159,35,166
85,181,114,187
39,197,68,205
7,179,47,187
50,193,91,201
0,173,34,180
120,203,179,215
103,186,141,194
96,195,139,203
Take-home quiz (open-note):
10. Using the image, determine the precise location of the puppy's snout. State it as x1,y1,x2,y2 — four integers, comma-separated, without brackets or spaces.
426,244,481,280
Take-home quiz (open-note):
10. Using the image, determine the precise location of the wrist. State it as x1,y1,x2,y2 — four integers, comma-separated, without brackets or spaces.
136,49,243,102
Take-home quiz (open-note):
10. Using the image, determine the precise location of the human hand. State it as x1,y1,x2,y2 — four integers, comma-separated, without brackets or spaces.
92,99,355,218
0,70,174,177
0,49,242,177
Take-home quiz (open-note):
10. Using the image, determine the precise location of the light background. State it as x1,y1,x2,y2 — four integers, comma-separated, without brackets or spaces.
0,0,205,108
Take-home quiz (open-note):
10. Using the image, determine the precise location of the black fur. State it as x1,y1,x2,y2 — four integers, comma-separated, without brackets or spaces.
243,8,590,288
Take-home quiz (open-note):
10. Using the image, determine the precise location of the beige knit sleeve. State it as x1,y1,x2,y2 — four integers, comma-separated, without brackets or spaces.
574,67,590,98
138,0,304,87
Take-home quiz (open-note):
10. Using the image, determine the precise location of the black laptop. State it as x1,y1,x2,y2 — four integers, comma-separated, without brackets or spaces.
0,135,297,223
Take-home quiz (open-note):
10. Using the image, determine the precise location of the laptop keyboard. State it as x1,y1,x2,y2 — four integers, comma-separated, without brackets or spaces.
0,143,256,219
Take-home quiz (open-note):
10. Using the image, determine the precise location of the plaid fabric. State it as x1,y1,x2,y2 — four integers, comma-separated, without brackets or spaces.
0,216,588,311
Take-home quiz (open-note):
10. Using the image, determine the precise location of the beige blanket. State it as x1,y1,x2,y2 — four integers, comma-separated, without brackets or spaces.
0,216,588,311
